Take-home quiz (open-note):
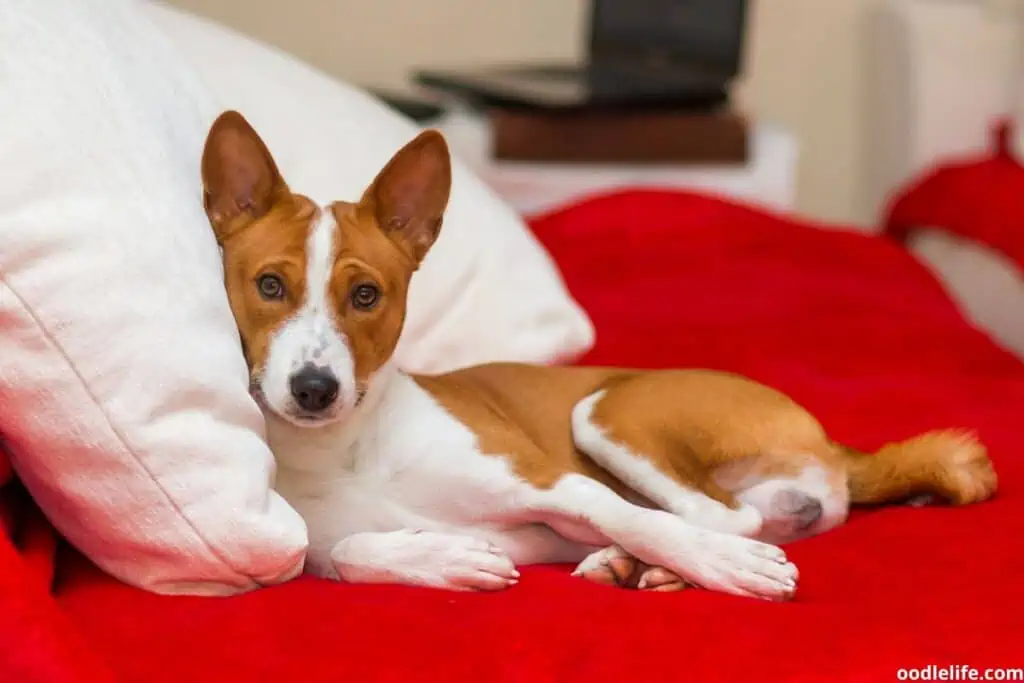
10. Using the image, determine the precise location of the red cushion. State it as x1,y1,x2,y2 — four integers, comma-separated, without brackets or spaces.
4,189,1024,682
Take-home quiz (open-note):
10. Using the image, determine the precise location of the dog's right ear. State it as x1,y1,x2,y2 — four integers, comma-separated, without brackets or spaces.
201,110,287,244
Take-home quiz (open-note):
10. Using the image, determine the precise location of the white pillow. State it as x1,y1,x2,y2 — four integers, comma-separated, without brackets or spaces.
0,0,307,595
143,1,596,373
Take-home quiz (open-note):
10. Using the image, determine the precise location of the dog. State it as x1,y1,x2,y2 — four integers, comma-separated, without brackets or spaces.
200,110,997,600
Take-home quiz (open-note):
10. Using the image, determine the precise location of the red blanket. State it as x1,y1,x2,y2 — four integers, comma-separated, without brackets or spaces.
3,189,1023,683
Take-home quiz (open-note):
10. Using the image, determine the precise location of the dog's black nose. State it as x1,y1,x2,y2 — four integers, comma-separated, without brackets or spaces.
289,365,339,413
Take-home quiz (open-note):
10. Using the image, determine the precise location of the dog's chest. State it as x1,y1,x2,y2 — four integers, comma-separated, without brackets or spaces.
270,373,530,571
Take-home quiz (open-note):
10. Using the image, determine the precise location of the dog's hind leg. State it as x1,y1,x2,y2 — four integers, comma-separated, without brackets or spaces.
570,388,763,537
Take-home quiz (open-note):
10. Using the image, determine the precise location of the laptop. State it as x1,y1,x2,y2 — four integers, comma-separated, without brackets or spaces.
413,0,749,112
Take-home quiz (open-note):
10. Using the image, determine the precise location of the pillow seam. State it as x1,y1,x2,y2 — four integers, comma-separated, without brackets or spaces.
0,271,255,585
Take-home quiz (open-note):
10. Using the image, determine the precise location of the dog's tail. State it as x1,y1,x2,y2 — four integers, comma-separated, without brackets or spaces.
835,430,996,506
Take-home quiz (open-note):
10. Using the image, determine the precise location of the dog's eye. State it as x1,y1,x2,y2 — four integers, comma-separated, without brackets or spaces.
351,283,381,311
256,274,286,301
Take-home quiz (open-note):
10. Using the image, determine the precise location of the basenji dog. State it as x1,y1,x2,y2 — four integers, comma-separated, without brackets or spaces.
200,110,997,600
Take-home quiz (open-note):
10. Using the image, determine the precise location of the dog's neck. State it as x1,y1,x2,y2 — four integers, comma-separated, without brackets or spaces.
264,362,405,475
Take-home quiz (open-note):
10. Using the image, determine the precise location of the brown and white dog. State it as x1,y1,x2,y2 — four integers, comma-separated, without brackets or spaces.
200,111,997,600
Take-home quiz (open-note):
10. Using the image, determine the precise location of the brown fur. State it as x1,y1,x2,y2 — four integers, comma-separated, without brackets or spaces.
839,431,995,506
417,364,997,511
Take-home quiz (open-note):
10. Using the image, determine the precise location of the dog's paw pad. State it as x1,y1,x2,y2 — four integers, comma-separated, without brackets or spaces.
573,545,642,587
636,566,691,592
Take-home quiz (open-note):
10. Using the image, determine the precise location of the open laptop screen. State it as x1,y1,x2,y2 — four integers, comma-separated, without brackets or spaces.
589,0,748,77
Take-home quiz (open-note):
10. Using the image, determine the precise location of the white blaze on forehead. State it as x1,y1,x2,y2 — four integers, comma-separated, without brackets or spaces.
259,206,358,420
304,206,337,321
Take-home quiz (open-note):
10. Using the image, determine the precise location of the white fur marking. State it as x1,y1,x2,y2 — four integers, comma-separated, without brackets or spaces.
571,391,763,537
736,463,849,543
260,208,357,425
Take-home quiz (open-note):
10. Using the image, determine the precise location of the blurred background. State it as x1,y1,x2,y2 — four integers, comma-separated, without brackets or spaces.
165,0,1023,228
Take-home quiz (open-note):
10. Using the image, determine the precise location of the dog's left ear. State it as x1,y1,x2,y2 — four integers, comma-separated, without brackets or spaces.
360,130,452,265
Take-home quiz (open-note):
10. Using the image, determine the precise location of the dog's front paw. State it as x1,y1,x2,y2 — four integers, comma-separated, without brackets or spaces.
690,533,798,601
640,520,799,601
332,530,519,591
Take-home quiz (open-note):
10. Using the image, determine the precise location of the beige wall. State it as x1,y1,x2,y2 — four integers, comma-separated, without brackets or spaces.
166,0,887,226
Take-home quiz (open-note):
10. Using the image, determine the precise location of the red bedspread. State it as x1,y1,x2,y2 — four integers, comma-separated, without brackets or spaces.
3,189,1023,683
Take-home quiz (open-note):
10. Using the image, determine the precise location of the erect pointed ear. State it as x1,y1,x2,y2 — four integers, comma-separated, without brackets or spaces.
359,129,452,265
201,110,288,243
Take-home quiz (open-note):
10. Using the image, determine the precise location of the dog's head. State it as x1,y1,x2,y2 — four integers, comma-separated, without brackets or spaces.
201,110,451,428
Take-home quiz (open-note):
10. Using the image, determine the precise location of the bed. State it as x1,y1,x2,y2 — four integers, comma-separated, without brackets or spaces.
4,1,1024,680
3,184,1024,682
